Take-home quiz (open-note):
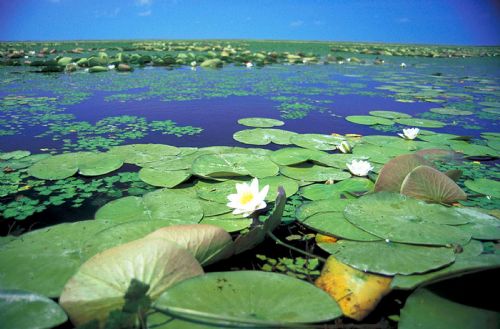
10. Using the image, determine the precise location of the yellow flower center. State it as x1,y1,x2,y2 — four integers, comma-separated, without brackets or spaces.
239,191,254,205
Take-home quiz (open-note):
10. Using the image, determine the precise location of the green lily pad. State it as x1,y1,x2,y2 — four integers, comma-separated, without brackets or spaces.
392,252,500,290
318,240,455,275
95,189,204,223
479,101,500,108
290,134,344,151
395,118,446,128
374,154,432,192
237,117,285,128
301,178,374,200
464,178,500,198
429,107,473,115
200,214,253,233
454,208,500,240
400,165,467,203
192,153,279,178
81,220,180,260
297,199,381,241
0,150,31,160
154,271,342,324
108,144,180,165
281,163,351,182
145,224,234,266
233,128,297,145
270,147,326,166
60,238,204,327
449,142,497,157
139,167,191,188
0,289,68,329
0,220,116,297
346,115,394,126
315,153,370,169
28,152,124,179
344,192,471,246
259,175,299,200
369,110,412,119
399,288,500,329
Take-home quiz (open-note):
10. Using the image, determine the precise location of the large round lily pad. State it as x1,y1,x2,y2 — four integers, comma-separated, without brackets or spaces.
233,128,297,145
0,289,68,329
429,107,473,116
464,178,500,198
95,189,204,223
146,224,234,266
28,152,124,179
454,208,500,240
400,165,467,203
344,192,471,246
298,199,381,241
155,271,342,324
399,288,500,329
0,220,116,297
369,110,412,119
318,240,456,275
346,115,394,126
192,153,279,178
237,117,284,128
290,134,344,151
108,144,180,165
374,154,431,192
139,167,191,188
270,147,326,166
301,178,374,200
281,163,351,182
60,238,204,327
395,118,446,128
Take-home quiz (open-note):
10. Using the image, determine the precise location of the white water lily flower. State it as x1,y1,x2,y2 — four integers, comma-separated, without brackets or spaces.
337,141,351,154
400,62,407,68
346,160,373,177
108,64,115,70
190,61,197,67
227,178,269,217
246,62,253,68
398,127,420,140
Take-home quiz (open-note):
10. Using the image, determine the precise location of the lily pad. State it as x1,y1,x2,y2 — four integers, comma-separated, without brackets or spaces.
200,214,253,233
346,115,394,126
281,163,351,182
429,107,473,115
454,208,500,240
155,271,342,324
374,154,432,192
392,252,500,290
139,167,191,188
344,192,471,246
0,220,116,297
400,165,467,203
233,128,297,145
297,199,381,241
145,224,234,266
237,117,285,128
192,153,279,178
270,147,326,166
464,178,500,198
301,178,374,200
395,118,446,128
318,240,456,275
369,110,412,119
0,289,68,329
108,144,180,165
399,288,500,329
60,238,204,327
95,189,204,223
290,134,344,151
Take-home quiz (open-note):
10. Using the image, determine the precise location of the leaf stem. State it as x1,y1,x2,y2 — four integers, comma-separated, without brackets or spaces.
267,231,326,263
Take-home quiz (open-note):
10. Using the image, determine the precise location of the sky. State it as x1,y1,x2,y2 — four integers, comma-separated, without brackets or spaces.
0,0,499,45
